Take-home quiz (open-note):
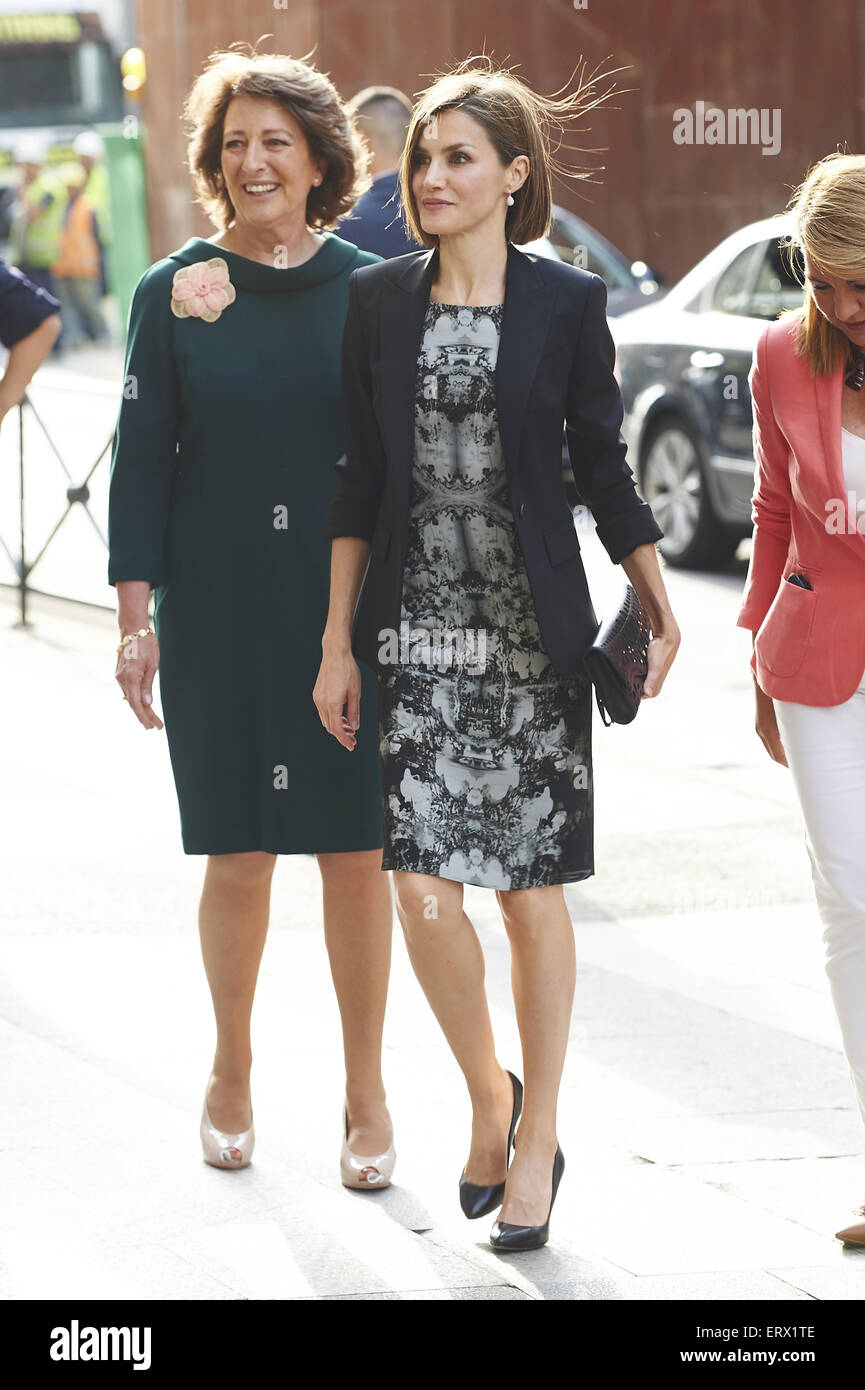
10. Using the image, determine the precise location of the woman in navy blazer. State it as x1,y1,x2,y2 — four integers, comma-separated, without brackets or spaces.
327,237,663,677
315,57,680,1249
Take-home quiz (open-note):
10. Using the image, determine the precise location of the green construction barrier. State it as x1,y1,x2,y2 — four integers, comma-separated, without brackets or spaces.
95,119,151,336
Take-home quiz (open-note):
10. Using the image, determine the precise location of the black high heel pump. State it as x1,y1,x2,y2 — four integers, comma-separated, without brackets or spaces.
459,1070,523,1220
489,1143,565,1251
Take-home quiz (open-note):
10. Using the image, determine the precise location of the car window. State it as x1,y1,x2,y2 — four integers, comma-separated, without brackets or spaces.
547,215,634,290
709,244,764,315
747,240,804,319
709,238,803,320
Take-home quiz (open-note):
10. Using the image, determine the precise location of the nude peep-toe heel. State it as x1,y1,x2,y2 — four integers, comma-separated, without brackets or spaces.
200,1088,255,1170
340,1103,395,1189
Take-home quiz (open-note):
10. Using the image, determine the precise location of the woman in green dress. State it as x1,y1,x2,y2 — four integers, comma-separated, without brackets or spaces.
108,50,395,1182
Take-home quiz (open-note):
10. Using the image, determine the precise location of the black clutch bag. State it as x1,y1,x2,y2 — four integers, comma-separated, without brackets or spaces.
582,584,652,726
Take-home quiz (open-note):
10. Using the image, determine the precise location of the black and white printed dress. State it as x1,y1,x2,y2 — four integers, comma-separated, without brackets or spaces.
377,300,594,890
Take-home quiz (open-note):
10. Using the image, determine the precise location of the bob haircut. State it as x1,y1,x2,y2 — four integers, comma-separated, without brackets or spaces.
183,46,371,231
399,54,626,250
781,152,865,377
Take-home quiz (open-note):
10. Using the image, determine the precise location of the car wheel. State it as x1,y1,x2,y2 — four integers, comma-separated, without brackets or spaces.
640,416,740,569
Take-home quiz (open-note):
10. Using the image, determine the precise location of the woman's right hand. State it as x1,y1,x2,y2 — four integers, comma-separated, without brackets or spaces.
314,644,362,750
754,679,787,766
115,632,163,730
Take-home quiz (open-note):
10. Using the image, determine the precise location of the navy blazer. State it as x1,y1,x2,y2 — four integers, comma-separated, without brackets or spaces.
327,241,663,676
335,171,420,260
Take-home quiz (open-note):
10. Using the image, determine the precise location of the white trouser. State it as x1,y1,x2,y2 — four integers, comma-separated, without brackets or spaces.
773,670,865,1129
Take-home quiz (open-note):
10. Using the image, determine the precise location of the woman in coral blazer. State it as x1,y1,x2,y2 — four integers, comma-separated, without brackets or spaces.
737,153,865,1246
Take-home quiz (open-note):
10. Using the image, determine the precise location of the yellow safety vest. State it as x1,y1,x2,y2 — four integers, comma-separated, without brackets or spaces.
10,174,66,268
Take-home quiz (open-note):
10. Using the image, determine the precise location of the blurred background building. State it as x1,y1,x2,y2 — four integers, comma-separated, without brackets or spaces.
133,0,865,280
0,1,147,331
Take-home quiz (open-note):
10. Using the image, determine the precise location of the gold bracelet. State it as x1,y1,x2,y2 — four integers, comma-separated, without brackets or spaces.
117,626,155,654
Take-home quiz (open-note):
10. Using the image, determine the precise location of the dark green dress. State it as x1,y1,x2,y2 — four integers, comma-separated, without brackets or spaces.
108,233,383,855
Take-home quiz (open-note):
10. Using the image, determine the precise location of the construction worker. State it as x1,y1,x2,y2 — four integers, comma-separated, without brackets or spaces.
73,130,111,296
51,161,108,350
8,140,66,302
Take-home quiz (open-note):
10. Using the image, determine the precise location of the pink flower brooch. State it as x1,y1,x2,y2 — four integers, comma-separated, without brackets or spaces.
170,258,236,322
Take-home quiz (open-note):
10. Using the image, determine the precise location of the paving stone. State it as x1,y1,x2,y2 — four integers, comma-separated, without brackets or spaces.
621,1270,814,1300
765,1261,865,1299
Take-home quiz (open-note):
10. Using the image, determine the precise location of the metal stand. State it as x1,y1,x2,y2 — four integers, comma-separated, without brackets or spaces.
4,392,113,628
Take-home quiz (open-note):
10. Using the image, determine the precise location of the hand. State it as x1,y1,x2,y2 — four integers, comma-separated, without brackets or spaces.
115,633,163,730
642,620,680,699
313,646,362,750
754,681,788,766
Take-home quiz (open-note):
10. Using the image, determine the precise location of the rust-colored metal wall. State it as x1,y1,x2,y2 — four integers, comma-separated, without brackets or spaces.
136,0,865,280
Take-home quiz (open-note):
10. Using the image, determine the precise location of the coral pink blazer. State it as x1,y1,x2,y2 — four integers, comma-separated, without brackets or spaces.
737,316,865,705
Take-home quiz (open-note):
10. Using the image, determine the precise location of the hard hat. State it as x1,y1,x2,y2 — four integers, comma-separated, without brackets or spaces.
15,136,45,165
57,161,88,187
73,131,104,160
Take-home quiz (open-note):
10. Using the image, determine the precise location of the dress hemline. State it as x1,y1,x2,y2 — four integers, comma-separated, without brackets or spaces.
182,838,384,857
379,859,595,889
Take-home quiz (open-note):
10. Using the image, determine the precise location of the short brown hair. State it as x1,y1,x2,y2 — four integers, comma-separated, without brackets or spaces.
399,54,627,249
183,46,371,231
347,85,413,156
780,152,865,377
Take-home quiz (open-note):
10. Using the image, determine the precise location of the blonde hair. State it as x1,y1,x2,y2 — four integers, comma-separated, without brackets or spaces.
399,53,628,249
183,44,371,231
781,152,865,376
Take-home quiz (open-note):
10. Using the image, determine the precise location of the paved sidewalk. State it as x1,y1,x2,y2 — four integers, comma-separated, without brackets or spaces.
2,580,865,1301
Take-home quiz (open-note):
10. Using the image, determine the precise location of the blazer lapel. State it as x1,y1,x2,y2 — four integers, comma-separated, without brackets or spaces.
495,243,555,476
815,358,865,559
379,248,437,523
378,242,555,526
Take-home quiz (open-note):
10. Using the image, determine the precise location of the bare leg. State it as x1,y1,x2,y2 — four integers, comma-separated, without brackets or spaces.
496,884,575,1226
392,871,514,1184
199,851,277,1158
317,848,394,1173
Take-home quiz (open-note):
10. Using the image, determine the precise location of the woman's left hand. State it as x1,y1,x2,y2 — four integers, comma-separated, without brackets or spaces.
643,622,680,698
620,542,680,699
313,645,362,751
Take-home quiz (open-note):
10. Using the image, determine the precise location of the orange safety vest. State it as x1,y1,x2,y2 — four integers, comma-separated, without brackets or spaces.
52,194,101,279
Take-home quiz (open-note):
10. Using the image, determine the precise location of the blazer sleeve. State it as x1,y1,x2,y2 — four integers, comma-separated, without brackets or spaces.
326,268,386,543
565,274,664,563
107,264,180,587
735,324,792,631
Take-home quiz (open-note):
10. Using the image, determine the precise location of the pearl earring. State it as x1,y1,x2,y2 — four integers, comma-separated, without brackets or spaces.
507,193,515,206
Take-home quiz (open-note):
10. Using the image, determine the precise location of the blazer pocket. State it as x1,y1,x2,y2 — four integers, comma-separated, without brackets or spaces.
544,518,581,567
538,338,576,367
529,344,574,414
757,576,818,677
